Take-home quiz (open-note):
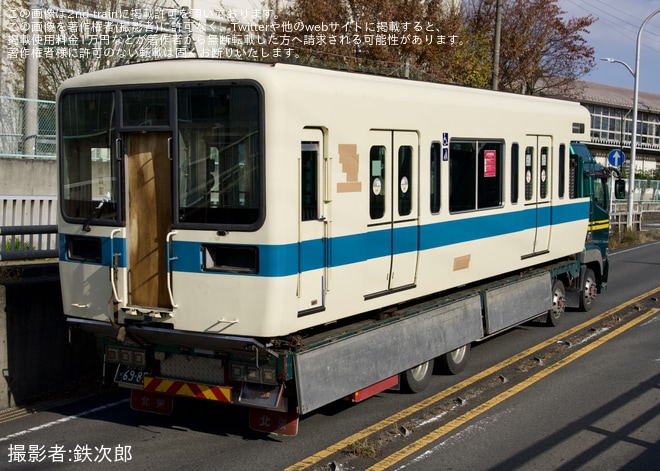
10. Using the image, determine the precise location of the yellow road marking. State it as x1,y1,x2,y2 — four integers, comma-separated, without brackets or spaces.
368,308,659,471
285,288,659,471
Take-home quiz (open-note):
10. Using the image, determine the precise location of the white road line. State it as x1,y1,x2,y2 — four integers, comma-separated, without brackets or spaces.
0,398,129,443
610,240,660,256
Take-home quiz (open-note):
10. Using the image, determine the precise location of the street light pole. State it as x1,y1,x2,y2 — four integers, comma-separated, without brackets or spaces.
602,8,660,230
627,9,660,229
601,56,634,225
628,9,660,229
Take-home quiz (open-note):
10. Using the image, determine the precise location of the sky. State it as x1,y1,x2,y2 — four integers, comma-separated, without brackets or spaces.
558,0,660,94
222,0,660,94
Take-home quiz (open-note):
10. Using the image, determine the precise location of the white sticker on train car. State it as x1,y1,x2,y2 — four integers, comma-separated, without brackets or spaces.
372,177,382,195
400,176,409,193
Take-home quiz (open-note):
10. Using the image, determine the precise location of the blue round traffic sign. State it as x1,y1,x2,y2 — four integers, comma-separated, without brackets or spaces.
607,149,625,167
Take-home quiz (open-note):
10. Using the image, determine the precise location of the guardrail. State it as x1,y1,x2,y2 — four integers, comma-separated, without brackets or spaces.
0,225,58,261
612,200,660,213
610,200,660,232
1,196,57,261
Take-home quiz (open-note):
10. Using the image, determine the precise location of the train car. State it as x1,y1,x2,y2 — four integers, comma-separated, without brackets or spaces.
57,60,613,434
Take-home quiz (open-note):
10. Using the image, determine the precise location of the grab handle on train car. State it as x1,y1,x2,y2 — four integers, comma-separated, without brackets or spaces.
109,228,123,303
115,138,122,161
166,231,179,307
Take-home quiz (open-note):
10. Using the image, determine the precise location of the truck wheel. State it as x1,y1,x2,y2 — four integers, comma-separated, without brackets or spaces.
401,359,434,393
579,268,596,312
437,344,470,375
546,279,566,327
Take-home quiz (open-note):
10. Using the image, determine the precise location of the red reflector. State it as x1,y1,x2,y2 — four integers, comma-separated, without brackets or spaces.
344,375,399,403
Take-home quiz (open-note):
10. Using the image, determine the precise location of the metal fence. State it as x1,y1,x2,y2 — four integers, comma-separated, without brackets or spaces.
635,180,660,201
0,96,56,159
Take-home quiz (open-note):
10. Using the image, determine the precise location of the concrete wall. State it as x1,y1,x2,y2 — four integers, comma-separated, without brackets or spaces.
0,158,57,196
0,263,99,409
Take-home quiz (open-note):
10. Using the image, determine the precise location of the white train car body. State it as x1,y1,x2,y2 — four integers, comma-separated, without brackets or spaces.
58,60,591,339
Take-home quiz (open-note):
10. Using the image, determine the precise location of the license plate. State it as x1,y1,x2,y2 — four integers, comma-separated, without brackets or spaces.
114,365,149,387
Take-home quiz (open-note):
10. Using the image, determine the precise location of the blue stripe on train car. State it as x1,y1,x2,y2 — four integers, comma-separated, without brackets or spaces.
59,200,590,276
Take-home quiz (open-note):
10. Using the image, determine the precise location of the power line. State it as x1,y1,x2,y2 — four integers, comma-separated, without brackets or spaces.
563,0,660,55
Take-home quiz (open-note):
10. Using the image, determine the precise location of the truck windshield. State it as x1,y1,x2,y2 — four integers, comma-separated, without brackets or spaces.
593,178,608,210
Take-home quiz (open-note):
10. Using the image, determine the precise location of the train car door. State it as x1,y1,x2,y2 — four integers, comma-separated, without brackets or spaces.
125,132,173,309
524,135,552,255
365,130,419,298
298,129,328,316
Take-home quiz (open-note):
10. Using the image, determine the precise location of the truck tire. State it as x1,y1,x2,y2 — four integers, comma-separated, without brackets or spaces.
401,359,434,393
579,268,596,312
437,344,470,375
546,279,566,327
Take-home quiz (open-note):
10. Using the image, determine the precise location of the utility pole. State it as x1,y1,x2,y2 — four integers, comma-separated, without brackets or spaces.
23,2,40,157
491,0,502,91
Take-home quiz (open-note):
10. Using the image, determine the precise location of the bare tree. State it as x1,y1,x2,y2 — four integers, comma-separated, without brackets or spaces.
465,0,595,95
248,0,466,82
228,0,594,94
4,0,192,99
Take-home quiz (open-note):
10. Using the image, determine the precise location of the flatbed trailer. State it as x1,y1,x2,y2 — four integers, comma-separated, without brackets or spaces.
74,256,589,435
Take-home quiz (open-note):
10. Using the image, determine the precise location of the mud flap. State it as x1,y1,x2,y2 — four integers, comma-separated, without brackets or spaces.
130,389,173,415
248,408,299,436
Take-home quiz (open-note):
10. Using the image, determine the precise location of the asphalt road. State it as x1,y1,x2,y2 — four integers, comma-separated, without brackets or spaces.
1,242,659,470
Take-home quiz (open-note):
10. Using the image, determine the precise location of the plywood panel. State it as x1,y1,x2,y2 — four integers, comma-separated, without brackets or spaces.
127,132,172,308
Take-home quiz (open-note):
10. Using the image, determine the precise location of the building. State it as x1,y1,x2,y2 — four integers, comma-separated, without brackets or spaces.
574,81,660,176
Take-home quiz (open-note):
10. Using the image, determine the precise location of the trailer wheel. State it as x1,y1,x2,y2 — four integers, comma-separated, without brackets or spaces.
401,359,434,393
546,279,566,327
579,268,596,312
437,344,471,375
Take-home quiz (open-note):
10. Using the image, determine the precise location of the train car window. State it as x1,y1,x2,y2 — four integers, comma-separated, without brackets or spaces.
60,91,119,223
301,142,319,221
525,146,534,201
449,140,503,212
449,142,476,212
558,144,566,198
122,89,169,127
398,146,413,216
430,142,441,213
511,143,519,204
539,146,549,199
176,85,261,227
370,146,386,219
477,142,503,209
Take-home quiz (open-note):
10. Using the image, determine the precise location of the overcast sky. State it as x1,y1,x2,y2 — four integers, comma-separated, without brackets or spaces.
558,0,660,94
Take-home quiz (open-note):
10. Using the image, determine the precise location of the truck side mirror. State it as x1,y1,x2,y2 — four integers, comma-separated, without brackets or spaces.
614,179,626,200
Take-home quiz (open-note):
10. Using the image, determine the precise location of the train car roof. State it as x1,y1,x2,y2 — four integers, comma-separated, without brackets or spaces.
56,59,585,111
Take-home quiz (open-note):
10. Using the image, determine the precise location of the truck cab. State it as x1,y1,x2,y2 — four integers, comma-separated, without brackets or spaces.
569,142,624,309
